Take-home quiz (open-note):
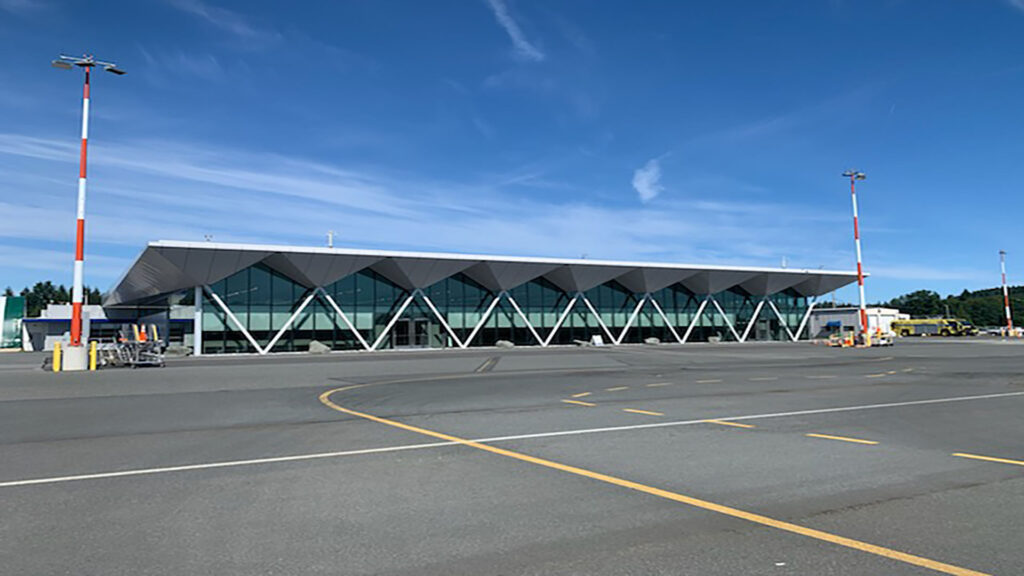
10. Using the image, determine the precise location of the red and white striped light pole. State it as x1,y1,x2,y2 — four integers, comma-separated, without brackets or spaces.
52,54,125,354
1000,250,1013,335
843,170,869,343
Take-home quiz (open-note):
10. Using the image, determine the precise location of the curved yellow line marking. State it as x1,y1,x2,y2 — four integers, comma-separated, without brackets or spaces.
319,388,988,576
622,408,663,417
704,419,756,429
806,433,878,446
953,453,1024,467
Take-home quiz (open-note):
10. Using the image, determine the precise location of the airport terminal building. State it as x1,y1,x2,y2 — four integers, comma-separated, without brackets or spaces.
103,241,859,355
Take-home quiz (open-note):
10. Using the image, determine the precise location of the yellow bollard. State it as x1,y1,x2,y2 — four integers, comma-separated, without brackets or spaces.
89,341,97,371
52,341,62,373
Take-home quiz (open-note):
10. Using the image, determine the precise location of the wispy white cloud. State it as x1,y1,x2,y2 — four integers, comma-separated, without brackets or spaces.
472,116,496,139
1009,0,1024,13
166,0,280,42
138,47,225,82
0,245,127,280
0,134,417,218
632,158,664,203
0,0,47,15
484,0,545,62
683,84,881,148
867,263,987,283
0,131,856,289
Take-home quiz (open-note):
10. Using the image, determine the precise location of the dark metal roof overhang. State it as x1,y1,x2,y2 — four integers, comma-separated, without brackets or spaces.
103,241,861,307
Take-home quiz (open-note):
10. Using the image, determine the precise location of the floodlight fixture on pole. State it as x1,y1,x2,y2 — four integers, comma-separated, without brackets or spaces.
842,169,869,343
52,53,125,356
52,54,126,75
1000,250,1013,334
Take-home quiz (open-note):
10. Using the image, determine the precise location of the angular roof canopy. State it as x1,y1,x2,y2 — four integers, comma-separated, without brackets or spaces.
738,271,809,297
615,268,701,294
463,261,560,292
103,241,860,306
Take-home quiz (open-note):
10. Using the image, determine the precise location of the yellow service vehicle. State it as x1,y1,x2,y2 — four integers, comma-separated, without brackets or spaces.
890,318,978,337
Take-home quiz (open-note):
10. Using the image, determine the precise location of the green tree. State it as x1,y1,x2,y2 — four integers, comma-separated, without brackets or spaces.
884,285,1024,327
14,281,105,317
886,290,943,317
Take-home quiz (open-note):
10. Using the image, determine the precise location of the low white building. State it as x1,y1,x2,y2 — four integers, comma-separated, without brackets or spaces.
21,304,192,352
808,307,908,338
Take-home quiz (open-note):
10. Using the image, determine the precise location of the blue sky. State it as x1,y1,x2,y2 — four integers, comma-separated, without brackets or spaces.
1,0,1023,302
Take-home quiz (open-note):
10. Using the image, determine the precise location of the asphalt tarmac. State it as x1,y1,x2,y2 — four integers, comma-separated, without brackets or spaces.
1,339,1022,575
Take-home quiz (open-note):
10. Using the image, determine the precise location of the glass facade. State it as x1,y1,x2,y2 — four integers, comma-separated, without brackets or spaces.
198,263,810,354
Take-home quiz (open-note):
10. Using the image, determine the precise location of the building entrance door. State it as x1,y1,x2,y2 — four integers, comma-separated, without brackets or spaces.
392,319,429,348
413,318,428,347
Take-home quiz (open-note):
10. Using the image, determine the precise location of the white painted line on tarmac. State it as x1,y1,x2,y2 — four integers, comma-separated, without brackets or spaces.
472,390,1024,444
7,390,1024,489
0,441,457,488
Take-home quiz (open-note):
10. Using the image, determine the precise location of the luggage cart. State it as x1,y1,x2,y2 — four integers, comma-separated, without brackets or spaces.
100,324,166,368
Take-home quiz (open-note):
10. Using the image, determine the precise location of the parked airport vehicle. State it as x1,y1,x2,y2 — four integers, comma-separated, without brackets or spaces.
890,318,978,337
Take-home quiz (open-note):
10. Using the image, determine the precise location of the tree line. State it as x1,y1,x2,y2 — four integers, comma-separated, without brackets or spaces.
804,287,1021,327
3,282,104,318
882,287,1023,327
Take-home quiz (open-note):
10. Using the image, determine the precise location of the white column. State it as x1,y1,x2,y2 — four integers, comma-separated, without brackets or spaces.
765,299,797,341
505,293,545,345
709,297,742,341
681,297,710,343
740,299,766,343
319,288,371,350
462,292,503,348
792,298,818,341
543,295,579,347
204,286,265,354
616,295,648,345
370,292,417,350
579,293,617,344
418,289,465,349
647,296,683,343
263,290,318,353
193,285,203,356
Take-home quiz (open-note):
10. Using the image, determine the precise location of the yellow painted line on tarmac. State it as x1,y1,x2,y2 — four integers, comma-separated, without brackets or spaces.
864,373,888,379
887,370,899,375
475,357,500,373
704,419,756,429
319,388,990,576
646,382,673,387
902,368,915,373
806,433,878,446
561,399,596,407
605,386,630,392
571,392,592,398
806,375,837,380
749,377,777,381
622,408,664,417
696,379,723,384
953,453,1024,468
